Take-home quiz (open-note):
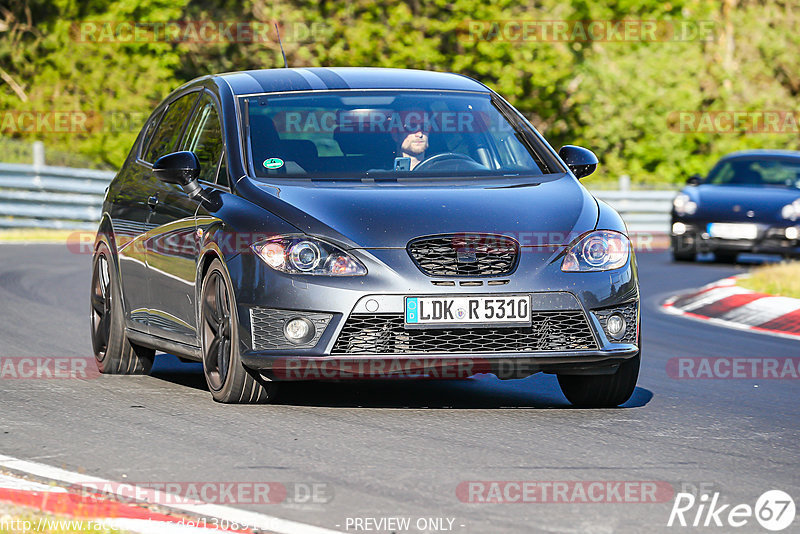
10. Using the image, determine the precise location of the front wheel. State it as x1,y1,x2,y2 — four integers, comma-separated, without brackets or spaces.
557,353,640,408
200,259,277,403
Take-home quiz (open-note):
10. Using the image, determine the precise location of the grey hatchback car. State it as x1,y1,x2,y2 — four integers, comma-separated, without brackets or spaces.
91,67,640,406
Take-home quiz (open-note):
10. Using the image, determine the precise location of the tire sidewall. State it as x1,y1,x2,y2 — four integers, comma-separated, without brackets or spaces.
91,241,126,371
201,259,248,402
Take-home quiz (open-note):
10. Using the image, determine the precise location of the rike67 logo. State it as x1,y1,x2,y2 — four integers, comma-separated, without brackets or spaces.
668,490,795,531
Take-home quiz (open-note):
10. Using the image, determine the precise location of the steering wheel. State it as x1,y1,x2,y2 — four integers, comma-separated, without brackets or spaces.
413,152,477,171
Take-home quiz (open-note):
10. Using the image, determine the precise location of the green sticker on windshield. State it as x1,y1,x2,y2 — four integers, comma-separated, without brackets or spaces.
263,158,284,169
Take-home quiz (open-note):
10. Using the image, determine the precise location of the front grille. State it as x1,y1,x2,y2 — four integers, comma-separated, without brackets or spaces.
407,234,518,277
250,308,332,350
331,311,597,354
592,301,638,344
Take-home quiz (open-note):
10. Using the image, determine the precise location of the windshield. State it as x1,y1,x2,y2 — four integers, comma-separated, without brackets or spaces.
242,90,556,180
707,157,800,188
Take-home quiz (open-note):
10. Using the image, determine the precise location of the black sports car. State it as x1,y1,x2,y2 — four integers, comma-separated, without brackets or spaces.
671,150,800,262
90,67,640,406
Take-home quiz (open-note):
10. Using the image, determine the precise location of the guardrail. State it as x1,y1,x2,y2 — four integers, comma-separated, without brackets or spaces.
593,190,674,233
0,162,114,230
0,161,675,232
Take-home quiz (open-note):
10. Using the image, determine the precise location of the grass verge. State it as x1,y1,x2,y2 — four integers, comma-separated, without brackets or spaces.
738,261,800,299
0,230,82,243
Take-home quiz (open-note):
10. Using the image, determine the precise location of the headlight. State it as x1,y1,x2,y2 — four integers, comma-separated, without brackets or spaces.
562,230,630,272
673,193,697,216
252,236,367,276
780,199,800,221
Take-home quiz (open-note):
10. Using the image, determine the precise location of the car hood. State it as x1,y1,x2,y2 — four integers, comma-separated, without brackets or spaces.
691,184,800,221
245,175,599,248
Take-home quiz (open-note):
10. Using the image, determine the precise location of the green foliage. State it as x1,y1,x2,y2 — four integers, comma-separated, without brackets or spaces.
1,0,798,185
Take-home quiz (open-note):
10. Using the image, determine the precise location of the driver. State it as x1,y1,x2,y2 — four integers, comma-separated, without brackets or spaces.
391,116,430,170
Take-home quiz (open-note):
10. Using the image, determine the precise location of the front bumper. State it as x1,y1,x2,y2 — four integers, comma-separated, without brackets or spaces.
228,246,640,379
671,219,800,256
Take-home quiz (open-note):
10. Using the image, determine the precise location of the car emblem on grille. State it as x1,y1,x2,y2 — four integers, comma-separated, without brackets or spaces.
456,248,478,263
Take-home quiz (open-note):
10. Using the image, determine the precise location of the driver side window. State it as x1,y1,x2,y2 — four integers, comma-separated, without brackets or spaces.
181,93,225,186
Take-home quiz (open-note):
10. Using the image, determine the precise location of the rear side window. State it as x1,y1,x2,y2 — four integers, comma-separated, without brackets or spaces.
143,92,200,164
181,93,225,185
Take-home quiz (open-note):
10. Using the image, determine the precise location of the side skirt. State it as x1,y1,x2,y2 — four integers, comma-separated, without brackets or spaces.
126,328,203,361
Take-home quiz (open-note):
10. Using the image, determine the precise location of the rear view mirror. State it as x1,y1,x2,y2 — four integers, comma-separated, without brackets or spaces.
558,145,598,179
153,151,203,197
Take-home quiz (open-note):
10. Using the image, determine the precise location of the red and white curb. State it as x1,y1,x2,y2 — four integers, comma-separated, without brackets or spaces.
0,454,342,534
662,276,800,340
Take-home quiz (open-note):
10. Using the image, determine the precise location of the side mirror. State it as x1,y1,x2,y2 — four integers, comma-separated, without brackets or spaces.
686,173,703,186
558,145,598,179
153,151,203,197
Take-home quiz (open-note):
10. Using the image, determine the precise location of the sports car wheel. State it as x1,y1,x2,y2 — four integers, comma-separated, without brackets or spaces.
200,259,277,403
557,353,640,408
91,242,154,374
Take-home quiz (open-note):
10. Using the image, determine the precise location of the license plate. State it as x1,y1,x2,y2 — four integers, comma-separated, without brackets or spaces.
707,223,758,240
404,295,532,328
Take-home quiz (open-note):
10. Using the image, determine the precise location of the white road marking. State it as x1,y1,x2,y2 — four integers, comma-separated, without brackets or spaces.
0,473,67,493
673,285,751,312
718,296,800,326
0,454,343,534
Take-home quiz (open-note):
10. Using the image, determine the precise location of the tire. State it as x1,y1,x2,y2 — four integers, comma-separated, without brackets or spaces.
713,251,738,263
671,250,696,262
91,242,155,374
557,353,640,408
200,259,277,403
670,236,696,262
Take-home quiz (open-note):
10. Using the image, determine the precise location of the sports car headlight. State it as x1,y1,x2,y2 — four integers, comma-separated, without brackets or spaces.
780,199,800,221
251,236,367,276
562,230,630,272
673,193,697,216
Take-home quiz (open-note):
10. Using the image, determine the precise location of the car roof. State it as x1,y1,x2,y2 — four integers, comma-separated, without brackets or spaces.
719,149,800,161
215,67,490,95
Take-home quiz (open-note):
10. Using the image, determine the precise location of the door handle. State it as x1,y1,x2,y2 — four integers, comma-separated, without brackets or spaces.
147,194,159,209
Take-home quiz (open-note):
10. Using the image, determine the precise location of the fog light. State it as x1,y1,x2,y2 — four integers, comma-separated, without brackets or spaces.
672,222,687,235
284,317,315,344
786,227,799,240
606,313,627,340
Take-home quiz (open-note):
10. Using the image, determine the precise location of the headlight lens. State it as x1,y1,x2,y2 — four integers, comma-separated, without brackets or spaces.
673,193,697,216
562,230,630,272
780,199,800,221
252,236,367,275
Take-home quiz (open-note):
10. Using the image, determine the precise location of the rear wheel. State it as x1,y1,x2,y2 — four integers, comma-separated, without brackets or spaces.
200,259,277,403
91,242,154,374
557,353,640,408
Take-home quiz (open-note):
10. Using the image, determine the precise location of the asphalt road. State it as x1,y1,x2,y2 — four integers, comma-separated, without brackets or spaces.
0,244,797,533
